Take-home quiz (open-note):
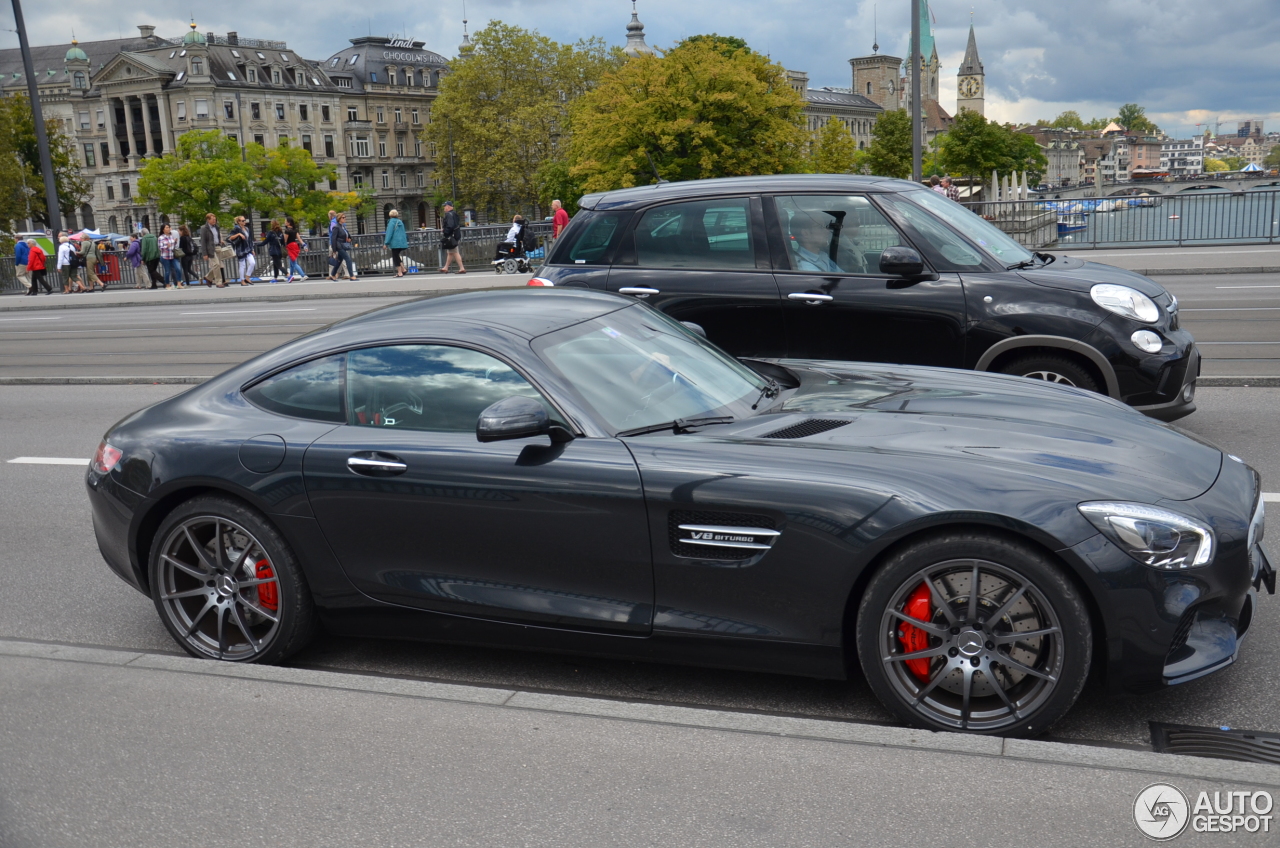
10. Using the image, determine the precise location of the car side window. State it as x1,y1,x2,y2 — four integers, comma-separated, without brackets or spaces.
554,211,629,265
773,195,905,275
876,195,985,271
634,198,754,270
345,345,552,432
243,354,345,422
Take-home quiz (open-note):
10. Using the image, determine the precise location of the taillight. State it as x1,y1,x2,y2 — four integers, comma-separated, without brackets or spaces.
527,277,555,287
92,442,123,474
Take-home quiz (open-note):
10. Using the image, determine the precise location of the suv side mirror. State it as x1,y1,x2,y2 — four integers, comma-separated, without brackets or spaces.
477,396,573,443
879,246,926,277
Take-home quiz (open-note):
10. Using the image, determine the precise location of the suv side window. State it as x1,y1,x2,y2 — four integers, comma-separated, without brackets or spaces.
772,195,905,275
345,344,554,432
551,211,630,265
243,353,345,422
634,198,754,270
875,194,986,271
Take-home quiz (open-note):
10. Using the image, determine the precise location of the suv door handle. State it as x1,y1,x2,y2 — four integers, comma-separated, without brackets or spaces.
788,292,833,304
347,453,408,476
618,287,660,297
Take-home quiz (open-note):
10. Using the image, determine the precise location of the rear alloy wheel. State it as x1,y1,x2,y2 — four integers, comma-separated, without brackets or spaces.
999,354,1100,393
856,532,1091,736
150,496,316,663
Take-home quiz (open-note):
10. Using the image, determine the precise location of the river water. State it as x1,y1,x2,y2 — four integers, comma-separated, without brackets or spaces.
1052,188,1280,248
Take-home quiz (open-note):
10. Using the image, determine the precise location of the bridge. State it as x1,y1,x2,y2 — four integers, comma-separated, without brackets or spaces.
1036,177,1280,199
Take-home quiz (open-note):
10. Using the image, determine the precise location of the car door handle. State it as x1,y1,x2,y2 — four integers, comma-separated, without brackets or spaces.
346,454,408,476
618,287,660,297
788,292,833,304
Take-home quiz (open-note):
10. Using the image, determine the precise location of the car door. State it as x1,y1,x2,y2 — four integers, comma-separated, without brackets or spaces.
766,193,967,367
302,343,653,634
606,196,788,359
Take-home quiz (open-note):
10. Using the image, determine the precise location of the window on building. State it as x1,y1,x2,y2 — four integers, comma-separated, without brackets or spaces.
335,77,352,88
275,103,285,120
72,71,86,89
273,69,281,85
429,142,437,159
251,102,261,120
329,179,337,190
301,134,312,152
347,106,358,121
194,99,208,118
399,171,407,188
397,140,405,157
96,109,105,128
352,136,370,157
299,104,308,121
278,135,289,147
352,172,364,189
416,171,424,187
228,134,237,144
78,111,90,130
121,180,131,199
378,140,387,158
411,108,419,124
192,59,203,75
321,105,331,122
83,143,95,167
100,142,109,165
414,139,421,157
224,101,235,120
370,72,377,83
376,108,384,123
253,133,265,146
381,170,389,189
248,68,257,83
227,71,237,81
295,70,305,85
105,182,114,200
324,134,335,157
176,101,186,121
394,108,401,122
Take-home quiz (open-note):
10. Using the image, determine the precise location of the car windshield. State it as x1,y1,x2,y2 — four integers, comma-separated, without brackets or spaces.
897,188,1034,267
533,304,768,433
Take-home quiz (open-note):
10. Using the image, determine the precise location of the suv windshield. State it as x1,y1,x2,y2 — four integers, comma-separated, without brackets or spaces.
534,304,767,433
897,188,1034,267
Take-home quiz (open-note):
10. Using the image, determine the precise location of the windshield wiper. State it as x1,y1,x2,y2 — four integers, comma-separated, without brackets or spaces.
751,378,781,410
616,416,735,437
1007,252,1055,271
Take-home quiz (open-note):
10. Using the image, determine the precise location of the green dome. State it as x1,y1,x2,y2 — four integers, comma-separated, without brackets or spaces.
182,25,205,45
65,41,87,62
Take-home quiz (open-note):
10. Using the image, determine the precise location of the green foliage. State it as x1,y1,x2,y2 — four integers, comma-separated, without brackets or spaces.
244,144,364,228
678,34,750,57
1264,147,1280,170
533,158,584,216
423,22,621,218
1219,156,1247,171
1203,158,1228,173
1117,103,1160,135
937,111,1048,184
566,36,808,191
808,120,866,175
137,130,253,229
865,109,913,179
0,94,89,230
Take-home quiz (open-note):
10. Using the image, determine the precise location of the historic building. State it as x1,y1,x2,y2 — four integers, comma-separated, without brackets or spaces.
956,25,984,116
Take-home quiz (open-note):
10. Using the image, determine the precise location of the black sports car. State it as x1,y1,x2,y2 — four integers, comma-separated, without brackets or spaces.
88,289,1272,736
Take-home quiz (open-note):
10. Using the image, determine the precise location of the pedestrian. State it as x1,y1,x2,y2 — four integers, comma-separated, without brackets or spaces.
177,224,197,285
198,212,228,287
125,233,144,287
930,175,945,194
139,227,161,289
157,223,182,289
79,235,105,291
283,216,307,282
328,213,356,280
57,235,85,293
259,219,286,282
384,208,408,277
14,235,30,293
941,176,960,202
551,198,569,242
439,200,465,274
25,239,51,295
228,216,256,285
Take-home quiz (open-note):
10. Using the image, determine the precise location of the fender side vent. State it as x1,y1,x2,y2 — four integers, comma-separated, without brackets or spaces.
1150,722,1280,766
762,419,849,440
669,510,776,560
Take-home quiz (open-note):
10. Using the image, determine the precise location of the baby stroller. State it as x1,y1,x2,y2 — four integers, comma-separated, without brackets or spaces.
492,226,541,275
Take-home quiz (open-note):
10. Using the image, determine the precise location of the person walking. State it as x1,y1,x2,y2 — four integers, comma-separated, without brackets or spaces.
259,220,286,282
283,216,307,282
80,235,105,291
139,228,161,289
384,209,408,277
198,213,228,287
228,216,256,285
177,225,197,286
14,236,31,293
439,201,465,274
124,234,144,287
25,239,51,295
551,199,569,243
329,213,356,280
941,176,961,202
57,235,85,293
157,223,182,289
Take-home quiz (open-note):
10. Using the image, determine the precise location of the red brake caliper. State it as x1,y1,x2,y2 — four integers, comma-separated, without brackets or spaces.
255,559,279,612
897,582,934,681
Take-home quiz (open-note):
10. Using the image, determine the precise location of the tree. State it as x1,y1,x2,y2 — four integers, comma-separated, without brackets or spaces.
422,22,620,218
808,120,866,175
1203,158,1228,172
533,158,584,216
567,36,808,191
1117,103,1160,135
678,33,750,57
937,111,1048,185
865,109,912,179
244,143,365,228
0,94,89,230
137,130,253,229
1049,110,1083,129
1220,156,1247,172
1265,146,1280,170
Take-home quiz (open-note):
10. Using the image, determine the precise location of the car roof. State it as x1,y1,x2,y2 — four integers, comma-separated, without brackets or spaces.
334,288,631,339
578,174,921,210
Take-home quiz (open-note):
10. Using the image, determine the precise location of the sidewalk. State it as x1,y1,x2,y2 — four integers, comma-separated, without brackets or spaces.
0,639,1275,846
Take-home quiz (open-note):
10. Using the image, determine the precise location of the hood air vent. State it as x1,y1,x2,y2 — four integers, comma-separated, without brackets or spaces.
762,419,849,440
1150,722,1280,766
669,510,777,560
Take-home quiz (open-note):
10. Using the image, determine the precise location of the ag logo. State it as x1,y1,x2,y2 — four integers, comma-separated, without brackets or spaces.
1135,783,1190,840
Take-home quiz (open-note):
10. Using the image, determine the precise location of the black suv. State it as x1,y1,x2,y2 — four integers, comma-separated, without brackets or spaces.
531,175,1199,420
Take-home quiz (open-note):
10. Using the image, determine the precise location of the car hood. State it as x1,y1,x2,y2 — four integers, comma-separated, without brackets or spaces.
731,360,1221,501
1018,255,1167,297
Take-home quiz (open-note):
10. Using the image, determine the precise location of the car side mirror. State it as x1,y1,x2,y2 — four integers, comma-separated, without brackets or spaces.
477,396,573,443
879,246,926,277
681,321,707,339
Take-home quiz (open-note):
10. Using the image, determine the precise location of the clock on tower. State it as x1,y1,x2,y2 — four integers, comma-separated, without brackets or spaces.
958,76,981,99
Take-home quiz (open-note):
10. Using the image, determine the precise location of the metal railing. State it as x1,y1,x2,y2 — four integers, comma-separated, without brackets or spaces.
962,189,1280,249
0,223,553,294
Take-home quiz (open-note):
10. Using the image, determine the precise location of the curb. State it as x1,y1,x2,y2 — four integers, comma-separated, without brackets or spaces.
3,637,1278,787
1198,376,1280,387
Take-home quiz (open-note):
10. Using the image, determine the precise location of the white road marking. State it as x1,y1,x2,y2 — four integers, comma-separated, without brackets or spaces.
1052,248,1280,257
1215,285,1280,290
180,308,318,315
7,457,88,465
0,316,62,321
1266,493,1280,503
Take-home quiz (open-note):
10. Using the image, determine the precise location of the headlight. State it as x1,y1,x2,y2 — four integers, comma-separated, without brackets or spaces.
1130,329,1163,353
1079,502,1215,569
1091,284,1160,323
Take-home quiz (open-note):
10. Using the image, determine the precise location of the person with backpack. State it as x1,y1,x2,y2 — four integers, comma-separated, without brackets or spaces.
80,235,105,291
258,219,286,282
57,235,85,293
228,216,255,285
177,225,197,285
439,201,465,274
14,237,31,293
384,209,408,277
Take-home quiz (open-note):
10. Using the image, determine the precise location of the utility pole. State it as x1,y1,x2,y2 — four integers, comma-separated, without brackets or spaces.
12,0,62,234
446,116,458,201
910,0,922,183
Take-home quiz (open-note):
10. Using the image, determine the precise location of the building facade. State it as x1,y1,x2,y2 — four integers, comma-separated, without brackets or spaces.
1160,137,1204,176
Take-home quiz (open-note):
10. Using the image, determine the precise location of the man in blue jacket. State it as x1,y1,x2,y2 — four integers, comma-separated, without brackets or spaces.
14,238,30,292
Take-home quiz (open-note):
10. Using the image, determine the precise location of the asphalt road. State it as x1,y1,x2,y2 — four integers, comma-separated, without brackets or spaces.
0,271,1275,380
2,383,1279,751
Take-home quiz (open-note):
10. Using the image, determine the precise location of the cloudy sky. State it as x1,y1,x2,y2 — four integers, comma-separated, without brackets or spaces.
6,0,1277,139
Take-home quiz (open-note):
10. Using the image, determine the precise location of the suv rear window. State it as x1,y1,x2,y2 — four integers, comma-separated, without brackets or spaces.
549,211,630,265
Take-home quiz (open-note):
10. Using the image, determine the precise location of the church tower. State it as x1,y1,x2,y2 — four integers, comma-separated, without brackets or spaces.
623,1,655,58
956,24,985,116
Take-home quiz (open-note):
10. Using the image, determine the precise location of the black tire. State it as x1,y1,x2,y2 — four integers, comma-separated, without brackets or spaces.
998,353,1100,393
855,531,1091,737
149,495,317,663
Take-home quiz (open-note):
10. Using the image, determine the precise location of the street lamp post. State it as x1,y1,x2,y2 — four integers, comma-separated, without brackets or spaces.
910,0,922,183
11,0,62,235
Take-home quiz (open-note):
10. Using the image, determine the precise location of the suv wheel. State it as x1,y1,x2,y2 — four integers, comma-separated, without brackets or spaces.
999,354,1099,392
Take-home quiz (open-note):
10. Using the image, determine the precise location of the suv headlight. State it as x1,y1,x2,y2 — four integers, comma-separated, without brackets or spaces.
1079,502,1215,569
1091,284,1160,323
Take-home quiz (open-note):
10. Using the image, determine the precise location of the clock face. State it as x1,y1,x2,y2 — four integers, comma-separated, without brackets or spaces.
959,76,981,99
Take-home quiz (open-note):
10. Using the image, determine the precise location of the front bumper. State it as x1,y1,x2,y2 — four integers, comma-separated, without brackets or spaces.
1133,344,1200,422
